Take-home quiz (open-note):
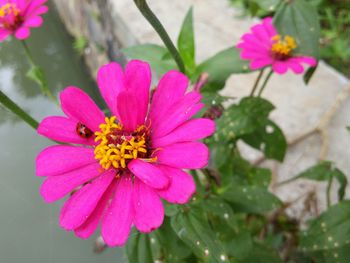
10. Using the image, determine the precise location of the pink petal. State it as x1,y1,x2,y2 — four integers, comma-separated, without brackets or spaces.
0,28,11,41
155,142,209,169
272,61,288,74
23,0,47,16
60,87,105,132
27,5,48,17
38,116,95,145
59,170,114,231
240,50,269,60
128,159,169,190
262,17,277,37
97,62,125,118
251,24,271,43
157,165,195,204
294,56,318,66
23,16,43,27
133,178,164,233
36,145,95,176
250,58,273,70
116,90,139,132
14,27,30,40
40,163,101,203
149,70,189,125
124,60,151,126
286,60,304,74
75,181,117,239
101,174,134,246
152,118,215,148
151,91,203,139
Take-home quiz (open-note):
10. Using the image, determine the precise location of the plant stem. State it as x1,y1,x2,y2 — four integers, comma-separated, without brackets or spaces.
0,90,38,129
257,69,273,97
133,0,186,73
326,175,333,208
20,40,57,103
250,68,265,96
276,175,301,187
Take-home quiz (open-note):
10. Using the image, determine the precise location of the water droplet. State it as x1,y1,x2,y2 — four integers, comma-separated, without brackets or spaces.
321,222,327,228
242,188,247,193
328,236,333,242
220,254,227,261
334,242,339,247
334,253,339,258
247,195,252,200
313,244,318,250
150,238,156,244
196,241,200,246
269,5,275,11
310,27,315,31
224,213,229,219
204,249,210,256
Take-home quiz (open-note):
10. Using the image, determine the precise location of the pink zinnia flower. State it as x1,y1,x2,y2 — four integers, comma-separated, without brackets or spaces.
36,60,215,246
0,0,48,41
237,17,317,74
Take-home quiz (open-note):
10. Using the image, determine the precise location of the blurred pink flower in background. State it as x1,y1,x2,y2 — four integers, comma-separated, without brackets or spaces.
237,17,317,74
0,0,48,41
36,60,215,246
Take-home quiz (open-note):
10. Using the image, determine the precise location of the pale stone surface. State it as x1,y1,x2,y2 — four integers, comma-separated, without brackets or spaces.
54,0,350,219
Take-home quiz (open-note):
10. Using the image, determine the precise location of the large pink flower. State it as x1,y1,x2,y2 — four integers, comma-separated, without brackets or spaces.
36,60,215,246
237,17,317,74
0,0,48,41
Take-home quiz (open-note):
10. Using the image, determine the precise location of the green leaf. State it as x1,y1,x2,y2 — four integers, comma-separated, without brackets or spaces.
126,229,153,263
177,7,195,72
121,44,177,76
26,65,48,91
194,47,250,92
252,0,281,12
273,0,321,58
242,119,287,161
154,217,192,262
303,62,318,85
171,207,229,262
222,185,282,214
299,201,350,252
296,161,348,201
216,97,274,141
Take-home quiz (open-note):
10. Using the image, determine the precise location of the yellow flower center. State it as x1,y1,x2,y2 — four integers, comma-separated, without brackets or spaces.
271,35,297,58
0,3,20,18
94,116,155,170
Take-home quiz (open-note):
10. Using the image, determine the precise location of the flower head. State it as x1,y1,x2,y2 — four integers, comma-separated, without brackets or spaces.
0,0,48,41
237,17,317,74
36,60,215,246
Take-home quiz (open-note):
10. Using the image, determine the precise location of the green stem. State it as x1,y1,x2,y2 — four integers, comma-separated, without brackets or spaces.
326,176,333,208
250,68,265,96
0,90,38,129
133,0,186,73
257,69,273,97
20,40,58,103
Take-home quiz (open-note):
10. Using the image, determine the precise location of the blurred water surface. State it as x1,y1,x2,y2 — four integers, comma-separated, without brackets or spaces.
0,3,125,263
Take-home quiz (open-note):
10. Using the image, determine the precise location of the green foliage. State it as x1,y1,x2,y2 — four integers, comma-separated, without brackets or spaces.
178,7,196,73
215,97,287,161
193,47,249,92
121,44,177,77
273,0,321,58
73,36,88,56
295,161,348,201
300,201,350,257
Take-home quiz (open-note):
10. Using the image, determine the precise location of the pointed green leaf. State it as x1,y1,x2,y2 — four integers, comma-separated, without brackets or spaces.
126,229,153,263
194,47,250,92
171,207,230,262
177,7,195,71
273,0,320,58
121,44,177,76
